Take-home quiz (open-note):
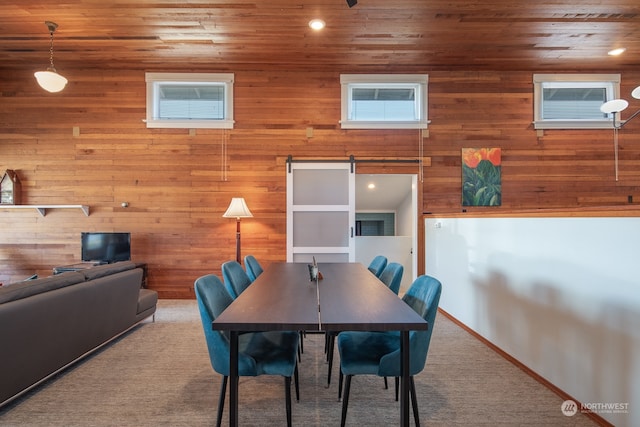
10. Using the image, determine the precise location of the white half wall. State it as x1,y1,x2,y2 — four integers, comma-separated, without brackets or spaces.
425,216,639,427
355,236,413,293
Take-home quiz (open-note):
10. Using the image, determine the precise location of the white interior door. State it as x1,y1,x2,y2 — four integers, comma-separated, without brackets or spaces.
287,162,355,263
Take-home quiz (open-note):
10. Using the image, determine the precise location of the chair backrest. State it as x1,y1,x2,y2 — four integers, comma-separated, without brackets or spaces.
244,255,264,282
378,262,403,295
194,274,234,375
221,260,252,299
194,274,257,376
367,255,387,277
378,274,442,376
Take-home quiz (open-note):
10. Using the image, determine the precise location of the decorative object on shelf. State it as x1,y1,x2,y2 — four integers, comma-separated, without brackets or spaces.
222,197,253,263
462,148,501,207
600,85,640,181
34,21,68,93
1,169,22,205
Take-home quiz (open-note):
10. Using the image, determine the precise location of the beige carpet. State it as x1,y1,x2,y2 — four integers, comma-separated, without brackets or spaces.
0,300,598,426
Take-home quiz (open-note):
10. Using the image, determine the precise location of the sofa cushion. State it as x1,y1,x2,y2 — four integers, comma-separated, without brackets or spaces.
81,261,136,281
0,272,85,304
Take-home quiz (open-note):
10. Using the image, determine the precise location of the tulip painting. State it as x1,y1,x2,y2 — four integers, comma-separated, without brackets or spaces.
462,148,501,206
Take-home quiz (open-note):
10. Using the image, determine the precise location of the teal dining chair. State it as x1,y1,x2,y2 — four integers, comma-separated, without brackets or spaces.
367,255,387,277
244,254,264,282
221,260,252,299
326,261,405,387
337,274,442,427
378,262,404,295
194,274,300,427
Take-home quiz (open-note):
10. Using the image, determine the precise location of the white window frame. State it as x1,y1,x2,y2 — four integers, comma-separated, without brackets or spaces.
145,72,234,129
340,74,429,129
533,74,621,129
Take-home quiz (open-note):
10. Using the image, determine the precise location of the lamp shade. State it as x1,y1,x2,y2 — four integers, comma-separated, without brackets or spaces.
34,69,68,93
600,99,628,114
223,197,253,219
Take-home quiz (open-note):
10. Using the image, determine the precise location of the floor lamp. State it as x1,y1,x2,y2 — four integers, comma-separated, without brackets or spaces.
600,85,640,181
223,197,253,263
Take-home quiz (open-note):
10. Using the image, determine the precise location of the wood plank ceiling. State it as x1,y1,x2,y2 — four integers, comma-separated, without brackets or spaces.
1,0,639,73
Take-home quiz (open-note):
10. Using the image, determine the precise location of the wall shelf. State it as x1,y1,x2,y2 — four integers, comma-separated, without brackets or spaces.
0,204,89,217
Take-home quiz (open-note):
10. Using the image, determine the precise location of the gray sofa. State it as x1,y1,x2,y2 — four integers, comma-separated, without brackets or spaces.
0,261,157,407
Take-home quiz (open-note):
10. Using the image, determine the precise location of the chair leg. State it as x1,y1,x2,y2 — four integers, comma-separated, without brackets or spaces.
384,376,388,389
326,332,335,387
298,331,304,361
338,370,343,400
324,332,329,356
340,375,352,427
284,376,292,427
294,363,300,401
410,376,420,427
395,377,399,401
216,376,228,427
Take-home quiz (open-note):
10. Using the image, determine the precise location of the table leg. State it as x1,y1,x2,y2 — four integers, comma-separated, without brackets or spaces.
400,330,410,427
230,331,239,427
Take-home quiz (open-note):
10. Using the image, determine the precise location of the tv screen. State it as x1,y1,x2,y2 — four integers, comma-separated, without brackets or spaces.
81,232,131,263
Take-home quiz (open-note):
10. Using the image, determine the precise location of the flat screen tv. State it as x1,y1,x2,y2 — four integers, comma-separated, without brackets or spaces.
81,232,131,263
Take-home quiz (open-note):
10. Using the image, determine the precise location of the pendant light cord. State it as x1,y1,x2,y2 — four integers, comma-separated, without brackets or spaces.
48,29,55,70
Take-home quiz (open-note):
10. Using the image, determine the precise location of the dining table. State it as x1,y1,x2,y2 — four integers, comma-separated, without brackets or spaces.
212,261,428,426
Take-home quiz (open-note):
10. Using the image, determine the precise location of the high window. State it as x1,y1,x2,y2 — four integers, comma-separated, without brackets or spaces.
340,74,429,129
533,74,621,129
145,73,234,129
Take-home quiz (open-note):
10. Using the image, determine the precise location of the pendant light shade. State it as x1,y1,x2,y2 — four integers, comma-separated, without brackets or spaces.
35,69,68,93
34,21,67,93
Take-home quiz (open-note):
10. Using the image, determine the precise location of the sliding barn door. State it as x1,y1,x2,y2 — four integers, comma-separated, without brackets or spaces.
286,162,355,263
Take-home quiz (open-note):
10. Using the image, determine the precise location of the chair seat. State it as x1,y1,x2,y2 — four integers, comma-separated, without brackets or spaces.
337,331,398,376
240,331,299,377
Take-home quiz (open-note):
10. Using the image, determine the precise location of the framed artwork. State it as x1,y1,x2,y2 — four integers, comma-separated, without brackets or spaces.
462,148,501,206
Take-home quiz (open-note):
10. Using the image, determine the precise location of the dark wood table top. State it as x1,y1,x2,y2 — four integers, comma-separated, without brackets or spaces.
317,262,428,332
213,262,427,333
213,262,321,331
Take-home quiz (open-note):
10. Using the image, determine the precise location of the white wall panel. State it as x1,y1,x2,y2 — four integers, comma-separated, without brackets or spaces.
425,217,639,427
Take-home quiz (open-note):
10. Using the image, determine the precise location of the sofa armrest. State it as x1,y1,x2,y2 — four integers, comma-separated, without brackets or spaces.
136,289,158,322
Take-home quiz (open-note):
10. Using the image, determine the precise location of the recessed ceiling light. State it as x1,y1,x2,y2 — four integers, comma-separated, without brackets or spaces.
608,47,626,56
367,183,376,189
309,19,326,31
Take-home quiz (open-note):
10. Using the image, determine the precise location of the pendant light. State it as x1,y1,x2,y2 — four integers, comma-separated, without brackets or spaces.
34,21,68,93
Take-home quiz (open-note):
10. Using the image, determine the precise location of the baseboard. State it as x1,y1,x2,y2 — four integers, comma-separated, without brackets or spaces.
437,308,613,427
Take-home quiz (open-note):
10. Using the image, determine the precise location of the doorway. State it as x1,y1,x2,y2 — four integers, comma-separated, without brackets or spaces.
354,174,417,293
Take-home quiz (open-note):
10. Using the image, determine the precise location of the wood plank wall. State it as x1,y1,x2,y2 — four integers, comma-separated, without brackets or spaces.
1,68,640,297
